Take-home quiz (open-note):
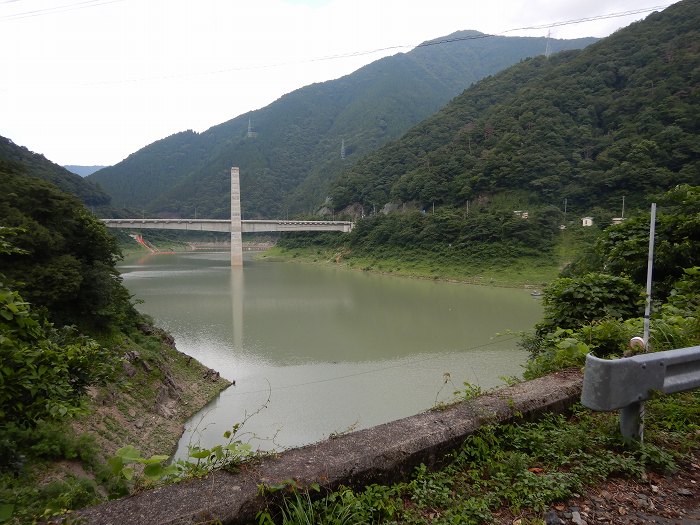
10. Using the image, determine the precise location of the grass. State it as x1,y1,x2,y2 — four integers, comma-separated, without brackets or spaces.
260,245,563,288
258,392,700,524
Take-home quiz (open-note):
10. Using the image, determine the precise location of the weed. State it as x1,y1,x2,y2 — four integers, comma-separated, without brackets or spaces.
455,381,484,401
257,395,700,524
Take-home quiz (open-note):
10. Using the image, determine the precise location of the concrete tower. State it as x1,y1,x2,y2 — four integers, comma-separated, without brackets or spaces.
230,167,243,267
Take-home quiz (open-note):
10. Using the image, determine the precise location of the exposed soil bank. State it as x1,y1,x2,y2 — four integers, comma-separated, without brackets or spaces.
74,325,230,463
61,370,582,524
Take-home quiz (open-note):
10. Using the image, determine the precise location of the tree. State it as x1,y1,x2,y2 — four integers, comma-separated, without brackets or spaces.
537,272,644,336
0,162,136,331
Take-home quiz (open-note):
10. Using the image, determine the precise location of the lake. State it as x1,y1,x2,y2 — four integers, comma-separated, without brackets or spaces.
118,251,542,456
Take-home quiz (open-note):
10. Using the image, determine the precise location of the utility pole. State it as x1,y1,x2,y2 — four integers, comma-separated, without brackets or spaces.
622,195,625,219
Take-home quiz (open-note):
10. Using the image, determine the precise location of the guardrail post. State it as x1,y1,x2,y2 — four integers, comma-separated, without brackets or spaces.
619,401,644,441
581,345,700,441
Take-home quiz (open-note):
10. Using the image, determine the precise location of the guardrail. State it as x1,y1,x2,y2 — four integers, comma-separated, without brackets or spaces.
581,345,700,440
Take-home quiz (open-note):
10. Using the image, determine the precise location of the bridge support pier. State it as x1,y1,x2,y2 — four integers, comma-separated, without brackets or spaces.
230,167,243,267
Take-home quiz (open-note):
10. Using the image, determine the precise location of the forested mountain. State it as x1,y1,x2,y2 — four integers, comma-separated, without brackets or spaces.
0,136,112,208
87,32,595,219
329,1,699,217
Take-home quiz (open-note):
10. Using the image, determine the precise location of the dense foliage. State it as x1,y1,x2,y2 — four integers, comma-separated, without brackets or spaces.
281,198,564,269
86,33,594,218
522,185,700,378
329,1,699,219
0,282,113,432
536,273,643,335
569,185,700,298
0,161,136,331
0,137,111,209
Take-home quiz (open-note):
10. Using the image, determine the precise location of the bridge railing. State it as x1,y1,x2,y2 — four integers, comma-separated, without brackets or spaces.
101,218,354,233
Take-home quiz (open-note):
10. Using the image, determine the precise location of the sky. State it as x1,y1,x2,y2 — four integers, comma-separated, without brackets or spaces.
1,0,678,167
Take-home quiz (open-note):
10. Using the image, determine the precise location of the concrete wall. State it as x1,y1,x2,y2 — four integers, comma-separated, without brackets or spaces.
62,370,582,525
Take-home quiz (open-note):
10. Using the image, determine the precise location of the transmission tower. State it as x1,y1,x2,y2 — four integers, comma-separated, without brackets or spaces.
247,118,258,138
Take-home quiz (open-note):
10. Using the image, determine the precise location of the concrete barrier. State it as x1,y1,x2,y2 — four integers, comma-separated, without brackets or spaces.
60,370,582,525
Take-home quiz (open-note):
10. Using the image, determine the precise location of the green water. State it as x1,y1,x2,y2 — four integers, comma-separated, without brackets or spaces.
118,251,542,454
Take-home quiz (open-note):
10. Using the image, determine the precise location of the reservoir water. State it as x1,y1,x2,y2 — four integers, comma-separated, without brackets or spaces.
118,251,542,456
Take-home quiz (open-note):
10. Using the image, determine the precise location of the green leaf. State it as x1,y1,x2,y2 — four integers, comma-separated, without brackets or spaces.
143,463,165,479
140,454,169,465
116,445,142,462
0,503,14,522
189,449,212,459
107,455,124,475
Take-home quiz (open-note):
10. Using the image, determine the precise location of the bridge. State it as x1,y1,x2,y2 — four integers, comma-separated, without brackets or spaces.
102,167,353,266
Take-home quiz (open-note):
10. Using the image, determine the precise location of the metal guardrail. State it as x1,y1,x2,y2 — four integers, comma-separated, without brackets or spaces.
581,345,700,440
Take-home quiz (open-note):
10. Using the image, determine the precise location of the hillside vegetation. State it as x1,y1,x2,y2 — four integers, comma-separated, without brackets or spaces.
0,137,112,210
0,158,228,523
330,2,699,215
274,1,699,276
87,32,594,219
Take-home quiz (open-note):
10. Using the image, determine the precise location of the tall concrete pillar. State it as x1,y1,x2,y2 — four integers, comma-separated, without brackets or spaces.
230,167,243,267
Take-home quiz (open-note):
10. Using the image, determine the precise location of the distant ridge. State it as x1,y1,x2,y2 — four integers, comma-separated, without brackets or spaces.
87,31,596,219
0,136,111,208
328,0,700,214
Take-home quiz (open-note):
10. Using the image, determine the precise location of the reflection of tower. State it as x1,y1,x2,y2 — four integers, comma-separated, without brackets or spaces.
247,118,258,138
230,167,243,267
340,139,346,159
231,267,244,353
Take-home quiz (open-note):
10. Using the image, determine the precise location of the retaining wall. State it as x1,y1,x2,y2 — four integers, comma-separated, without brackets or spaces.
61,369,583,524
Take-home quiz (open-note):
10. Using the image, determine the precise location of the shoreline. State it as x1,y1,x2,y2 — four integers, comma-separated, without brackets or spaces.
121,242,557,289
257,246,559,290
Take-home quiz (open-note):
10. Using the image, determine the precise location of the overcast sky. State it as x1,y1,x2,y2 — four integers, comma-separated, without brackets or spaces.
1,0,677,166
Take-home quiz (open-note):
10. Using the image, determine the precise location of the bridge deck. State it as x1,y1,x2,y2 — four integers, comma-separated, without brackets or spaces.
102,218,354,233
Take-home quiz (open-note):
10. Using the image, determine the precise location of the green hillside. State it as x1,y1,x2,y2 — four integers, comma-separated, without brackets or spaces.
0,136,112,209
329,2,699,216
275,0,699,282
87,32,595,219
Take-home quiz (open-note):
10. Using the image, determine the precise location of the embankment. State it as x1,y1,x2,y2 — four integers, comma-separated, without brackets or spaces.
62,369,582,524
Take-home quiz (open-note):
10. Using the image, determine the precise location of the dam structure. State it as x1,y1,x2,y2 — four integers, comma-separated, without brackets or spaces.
102,167,354,266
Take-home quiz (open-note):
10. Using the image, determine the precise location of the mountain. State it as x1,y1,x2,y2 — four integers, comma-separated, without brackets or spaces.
87,32,596,219
0,136,112,208
64,165,108,177
328,0,699,216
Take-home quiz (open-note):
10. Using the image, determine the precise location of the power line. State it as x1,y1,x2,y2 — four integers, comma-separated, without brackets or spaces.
1,2,675,89
0,0,124,20
231,335,520,396
29,3,676,88
503,5,672,33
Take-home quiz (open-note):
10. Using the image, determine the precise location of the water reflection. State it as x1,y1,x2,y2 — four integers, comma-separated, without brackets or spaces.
119,252,542,454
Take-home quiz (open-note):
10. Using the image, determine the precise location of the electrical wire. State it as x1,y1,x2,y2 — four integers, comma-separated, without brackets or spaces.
231,334,520,396
30,2,675,89
0,0,124,20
